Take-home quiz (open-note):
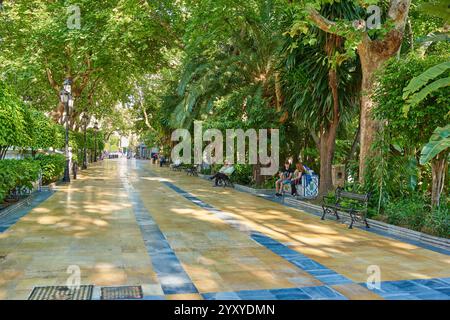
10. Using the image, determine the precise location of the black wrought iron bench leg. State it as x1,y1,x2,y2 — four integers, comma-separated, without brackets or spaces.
364,216,370,228
321,206,328,220
348,210,355,229
335,209,340,220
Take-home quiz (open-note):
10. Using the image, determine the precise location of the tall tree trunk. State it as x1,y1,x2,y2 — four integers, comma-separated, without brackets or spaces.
431,151,447,207
253,163,264,186
358,51,384,182
308,0,412,183
318,122,338,196
357,1,411,182
318,69,340,196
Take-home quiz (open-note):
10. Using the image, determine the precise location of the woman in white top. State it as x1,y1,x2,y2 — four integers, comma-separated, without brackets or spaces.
290,163,304,196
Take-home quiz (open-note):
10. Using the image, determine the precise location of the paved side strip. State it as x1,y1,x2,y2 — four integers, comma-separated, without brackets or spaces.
0,190,55,233
122,176,198,295
160,180,353,288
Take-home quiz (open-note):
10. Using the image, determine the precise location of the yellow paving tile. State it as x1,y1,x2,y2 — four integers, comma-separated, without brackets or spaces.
2,159,449,300
166,293,203,300
149,164,450,284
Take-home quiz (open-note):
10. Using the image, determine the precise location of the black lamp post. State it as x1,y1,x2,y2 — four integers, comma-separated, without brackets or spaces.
94,121,99,162
82,113,89,170
60,79,73,183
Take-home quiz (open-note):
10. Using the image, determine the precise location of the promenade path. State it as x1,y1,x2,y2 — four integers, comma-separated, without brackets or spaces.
1,159,449,300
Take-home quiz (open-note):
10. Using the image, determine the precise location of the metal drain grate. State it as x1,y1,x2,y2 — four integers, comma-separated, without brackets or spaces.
28,285,94,300
101,286,143,300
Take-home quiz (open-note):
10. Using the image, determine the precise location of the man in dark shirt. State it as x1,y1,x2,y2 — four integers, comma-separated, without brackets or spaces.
275,162,293,197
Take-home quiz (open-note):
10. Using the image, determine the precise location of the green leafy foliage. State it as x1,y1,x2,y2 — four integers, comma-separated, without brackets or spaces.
403,61,450,99
230,164,253,186
378,194,449,238
420,125,450,165
0,159,40,203
0,82,29,149
374,53,449,151
403,61,450,112
34,154,66,185
0,81,66,154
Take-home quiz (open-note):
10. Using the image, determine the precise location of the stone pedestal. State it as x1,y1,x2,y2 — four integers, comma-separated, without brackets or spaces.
332,164,345,187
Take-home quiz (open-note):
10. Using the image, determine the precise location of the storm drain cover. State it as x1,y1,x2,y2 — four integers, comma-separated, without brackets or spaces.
28,285,94,300
101,286,143,300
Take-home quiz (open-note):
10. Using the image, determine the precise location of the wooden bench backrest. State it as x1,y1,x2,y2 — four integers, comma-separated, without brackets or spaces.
336,188,369,203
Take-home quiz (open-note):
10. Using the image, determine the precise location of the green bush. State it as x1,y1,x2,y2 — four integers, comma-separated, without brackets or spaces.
382,195,427,230
231,164,253,186
379,194,449,238
423,206,449,238
0,159,40,203
200,166,212,175
35,154,66,185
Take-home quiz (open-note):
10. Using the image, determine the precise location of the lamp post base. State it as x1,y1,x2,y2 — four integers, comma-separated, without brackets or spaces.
63,160,71,183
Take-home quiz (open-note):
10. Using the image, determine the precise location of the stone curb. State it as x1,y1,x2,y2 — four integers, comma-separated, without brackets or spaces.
0,197,32,219
0,182,58,220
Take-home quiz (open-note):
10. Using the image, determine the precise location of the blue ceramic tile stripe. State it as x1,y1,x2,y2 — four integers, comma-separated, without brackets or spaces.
359,277,450,300
202,277,450,300
123,179,198,295
0,190,54,233
138,277,450,300
160,180,353,287
203,285,348,300
250,232,353,286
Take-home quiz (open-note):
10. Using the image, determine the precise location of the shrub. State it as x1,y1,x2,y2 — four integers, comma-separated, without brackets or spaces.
382,195,427,230
423,206,449,238
231,164,253,186
35,154,66,185
0,159,40,203
380,194,449,238
200,166,212,175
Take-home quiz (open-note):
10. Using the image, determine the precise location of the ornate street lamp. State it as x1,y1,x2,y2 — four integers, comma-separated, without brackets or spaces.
94,121,99,163
82,113,89,170
60,78,73,183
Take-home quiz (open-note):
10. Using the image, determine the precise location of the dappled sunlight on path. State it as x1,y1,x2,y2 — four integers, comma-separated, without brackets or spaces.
1,159,449,300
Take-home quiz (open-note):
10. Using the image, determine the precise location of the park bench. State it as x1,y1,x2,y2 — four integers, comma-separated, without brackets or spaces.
215,168,235,188
321,187,370,229
186,165,199,176
170,160,183,171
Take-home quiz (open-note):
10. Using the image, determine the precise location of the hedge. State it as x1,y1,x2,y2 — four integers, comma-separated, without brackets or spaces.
34,154,66,185
0,159,40,203
0,154,67,204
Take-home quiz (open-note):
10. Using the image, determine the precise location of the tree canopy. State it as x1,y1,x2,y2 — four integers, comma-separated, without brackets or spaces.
0,0,448,235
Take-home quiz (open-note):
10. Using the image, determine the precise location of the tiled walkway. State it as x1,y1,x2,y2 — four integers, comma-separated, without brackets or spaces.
0,159,449,300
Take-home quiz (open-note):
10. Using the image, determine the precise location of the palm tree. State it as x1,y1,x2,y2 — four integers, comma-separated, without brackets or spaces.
165,0,285,183
282,2,362,195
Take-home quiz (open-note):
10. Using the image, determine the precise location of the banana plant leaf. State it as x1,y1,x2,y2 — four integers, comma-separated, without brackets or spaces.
403,61,450,100
419,125,450,165
405,77,450,108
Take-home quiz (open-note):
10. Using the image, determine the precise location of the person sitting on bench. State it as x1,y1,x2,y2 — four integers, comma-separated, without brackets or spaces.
170,159,182,170
210,161,235,187
159,155,166,167
275,162,293,197
290,162,304,196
